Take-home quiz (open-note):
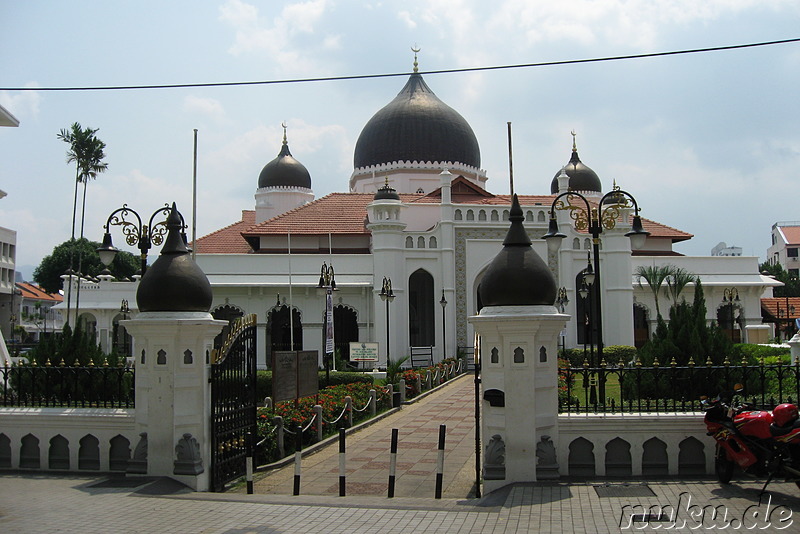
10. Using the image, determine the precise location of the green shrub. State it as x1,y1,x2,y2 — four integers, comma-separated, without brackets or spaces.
729,344,790,365
256,370,374,402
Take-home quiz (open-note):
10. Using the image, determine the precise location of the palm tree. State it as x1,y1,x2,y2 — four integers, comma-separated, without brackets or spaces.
665,267,696,308
635,264,671,320
58,123,108,325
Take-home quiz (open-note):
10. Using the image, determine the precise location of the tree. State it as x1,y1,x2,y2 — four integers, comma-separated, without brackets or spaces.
759,262,800,297
635,264,671,320
57,122,109,323
33,238,139,294
665,267,696,307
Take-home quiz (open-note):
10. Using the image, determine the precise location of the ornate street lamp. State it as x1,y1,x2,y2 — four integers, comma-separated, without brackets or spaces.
379,277,395,364
317,262,337,383
97,204,188,276
542,185,649,405
440,290,448,359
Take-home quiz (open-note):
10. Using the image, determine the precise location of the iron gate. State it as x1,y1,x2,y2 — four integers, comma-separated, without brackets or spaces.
210,314,257,492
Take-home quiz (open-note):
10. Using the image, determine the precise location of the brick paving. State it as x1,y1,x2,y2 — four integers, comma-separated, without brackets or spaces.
3,374,800,532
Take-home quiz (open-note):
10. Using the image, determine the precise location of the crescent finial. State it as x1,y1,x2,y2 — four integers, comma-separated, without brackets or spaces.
411,45,421,73
281,121,287,144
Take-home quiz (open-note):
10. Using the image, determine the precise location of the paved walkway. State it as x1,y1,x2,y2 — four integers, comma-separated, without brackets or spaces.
245,373,478,499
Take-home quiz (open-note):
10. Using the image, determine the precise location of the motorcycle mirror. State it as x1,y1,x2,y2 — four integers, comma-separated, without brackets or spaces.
734,383,744,393
699,395,708,401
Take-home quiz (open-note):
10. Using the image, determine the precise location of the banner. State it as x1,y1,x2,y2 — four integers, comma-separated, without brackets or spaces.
325,288,334,355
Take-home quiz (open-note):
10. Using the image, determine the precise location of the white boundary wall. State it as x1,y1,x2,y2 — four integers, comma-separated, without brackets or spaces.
0,408,136,471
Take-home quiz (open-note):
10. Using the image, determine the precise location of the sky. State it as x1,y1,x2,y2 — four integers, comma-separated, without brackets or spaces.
1,1,799,281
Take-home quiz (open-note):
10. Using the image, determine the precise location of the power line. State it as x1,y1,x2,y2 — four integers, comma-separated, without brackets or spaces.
2,37,799,93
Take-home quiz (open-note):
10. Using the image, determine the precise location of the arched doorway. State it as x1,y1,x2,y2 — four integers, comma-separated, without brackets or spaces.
324,305,358,365
212,304,245,349
266,305,302,366
409,269,434,347
717,303,742,343
111,313,132,358
633,304,649,348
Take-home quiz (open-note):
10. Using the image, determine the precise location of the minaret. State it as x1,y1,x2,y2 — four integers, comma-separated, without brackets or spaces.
254,123,314,223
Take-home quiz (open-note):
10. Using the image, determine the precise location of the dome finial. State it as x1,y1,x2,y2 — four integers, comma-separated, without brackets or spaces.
571,129,577,152
411,45,421,73
281,121,288,145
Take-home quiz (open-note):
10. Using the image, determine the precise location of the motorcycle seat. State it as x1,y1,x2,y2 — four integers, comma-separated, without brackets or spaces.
769,419,800,437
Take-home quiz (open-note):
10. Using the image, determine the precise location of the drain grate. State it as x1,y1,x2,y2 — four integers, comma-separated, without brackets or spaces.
593,483,655,498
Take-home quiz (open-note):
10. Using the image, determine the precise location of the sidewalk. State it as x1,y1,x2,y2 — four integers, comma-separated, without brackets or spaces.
245,373,478,499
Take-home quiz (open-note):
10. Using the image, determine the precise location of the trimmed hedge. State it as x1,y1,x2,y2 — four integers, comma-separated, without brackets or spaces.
559,345,637,367
256,370,374,402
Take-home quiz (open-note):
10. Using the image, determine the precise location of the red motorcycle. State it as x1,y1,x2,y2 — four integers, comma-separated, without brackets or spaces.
704,384,800,492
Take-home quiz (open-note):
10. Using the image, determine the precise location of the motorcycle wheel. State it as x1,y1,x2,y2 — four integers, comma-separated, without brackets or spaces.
715,446,735,484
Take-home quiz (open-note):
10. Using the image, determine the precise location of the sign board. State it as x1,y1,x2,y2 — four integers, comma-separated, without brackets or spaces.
272,350,320,402
298,351,319,398
349,342,379,362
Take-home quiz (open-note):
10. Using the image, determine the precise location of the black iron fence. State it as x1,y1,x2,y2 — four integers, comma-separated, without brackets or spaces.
1,362,135,408
559,361,800,414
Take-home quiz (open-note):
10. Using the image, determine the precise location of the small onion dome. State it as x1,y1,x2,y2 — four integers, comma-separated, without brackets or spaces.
550,144,601,194
354,72,481,170
257,134,311,189
478,195,556,307
137,203,213,312
373,180,400,201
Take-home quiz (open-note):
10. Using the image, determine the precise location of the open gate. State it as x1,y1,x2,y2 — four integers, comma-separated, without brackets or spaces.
210,314,257,492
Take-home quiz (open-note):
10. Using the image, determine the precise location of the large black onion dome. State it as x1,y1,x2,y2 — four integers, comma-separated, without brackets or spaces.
137,203,213,312
478,195,556,307
550,145,601,194
354,73,481,169
373,180,400,201
258,135,311,189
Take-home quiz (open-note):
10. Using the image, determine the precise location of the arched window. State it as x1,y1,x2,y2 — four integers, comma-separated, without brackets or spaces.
466,210,474,221
538,211,546,222
417,236,426,248
409,269,435,347
266,305,302,366
490,210,499,222
405,236,414,248
478,210,487,221
454,209,463,221
572,238,581,250
429,236,437,248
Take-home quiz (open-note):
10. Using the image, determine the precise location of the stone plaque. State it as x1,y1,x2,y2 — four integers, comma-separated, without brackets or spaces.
272,351,298,402
297,350,319,398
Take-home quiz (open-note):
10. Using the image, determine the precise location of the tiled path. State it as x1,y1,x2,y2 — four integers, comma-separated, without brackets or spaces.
246,373,478,499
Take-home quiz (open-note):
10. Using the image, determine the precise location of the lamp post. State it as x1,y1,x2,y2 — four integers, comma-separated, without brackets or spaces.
96,203,186,276
318,262,337,384
379,277,395,365
440,290,447,360
722,287,740,342
119,299,130,358
543,186,649,405
555,287,569,355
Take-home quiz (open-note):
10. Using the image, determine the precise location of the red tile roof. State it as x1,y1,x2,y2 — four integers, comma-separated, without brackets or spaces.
194,190,692,254
780,226,800,246
15,282,62,303
193,210,255,254
761,297,800,320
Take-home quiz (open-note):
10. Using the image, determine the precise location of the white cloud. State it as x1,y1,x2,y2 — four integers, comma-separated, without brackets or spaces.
183,95,226,121
218,0,337,74
397,10,416,29
0,83,41,120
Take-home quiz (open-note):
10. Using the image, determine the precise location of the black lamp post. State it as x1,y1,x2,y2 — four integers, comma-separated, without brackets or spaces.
119,299,130,358
440,290,447,360
543,186,649,405
97,204,187,276
379,277,395,364
555,287,569,354
318,262,337,384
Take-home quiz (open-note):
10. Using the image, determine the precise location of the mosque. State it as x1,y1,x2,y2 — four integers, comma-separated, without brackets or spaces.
66,59,776,367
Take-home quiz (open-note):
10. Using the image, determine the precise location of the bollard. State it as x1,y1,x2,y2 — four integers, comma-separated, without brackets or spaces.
415,375,421,396
313,405,323,441
339,428,346,497
246,431,254,494
293,425,302,495
399,378,406,402
388,428,398,498
264,396,273,410
369,389,377,417
273,415,285,459
435,424,446,499
426,370,432,390
345,396,353,428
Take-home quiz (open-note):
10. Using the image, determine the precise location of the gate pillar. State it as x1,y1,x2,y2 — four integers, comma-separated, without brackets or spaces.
469,196,568,494
122,204,226,491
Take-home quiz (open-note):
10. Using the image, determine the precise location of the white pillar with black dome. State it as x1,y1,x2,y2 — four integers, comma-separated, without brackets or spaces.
122,203,227,491
469,195,568,494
